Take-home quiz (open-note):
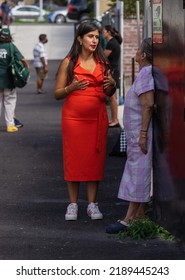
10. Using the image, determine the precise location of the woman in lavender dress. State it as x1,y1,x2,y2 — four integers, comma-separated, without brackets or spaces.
106,38,154,234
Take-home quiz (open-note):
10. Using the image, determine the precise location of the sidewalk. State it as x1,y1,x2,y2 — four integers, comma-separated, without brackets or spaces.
0,61,185,260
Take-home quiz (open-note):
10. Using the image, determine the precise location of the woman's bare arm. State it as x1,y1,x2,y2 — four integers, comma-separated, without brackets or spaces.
55,58,69,100
139,90,154,154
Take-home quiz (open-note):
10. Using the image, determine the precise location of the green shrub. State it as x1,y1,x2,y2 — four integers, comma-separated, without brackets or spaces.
119,217,174,240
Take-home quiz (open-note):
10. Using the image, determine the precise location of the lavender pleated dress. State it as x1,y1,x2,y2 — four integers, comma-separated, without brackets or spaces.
118,65,154,203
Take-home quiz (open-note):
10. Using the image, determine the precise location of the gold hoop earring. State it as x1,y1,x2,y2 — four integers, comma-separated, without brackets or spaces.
80,41,82,45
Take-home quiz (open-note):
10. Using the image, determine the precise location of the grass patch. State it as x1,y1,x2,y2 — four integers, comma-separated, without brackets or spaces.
12,19,47,24
118,217,175,241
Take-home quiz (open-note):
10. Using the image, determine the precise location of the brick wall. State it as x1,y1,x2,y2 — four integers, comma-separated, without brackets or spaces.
123,19,143,87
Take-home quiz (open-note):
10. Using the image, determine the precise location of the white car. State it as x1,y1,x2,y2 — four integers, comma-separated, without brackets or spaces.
10,5,48,21
47,7,68,24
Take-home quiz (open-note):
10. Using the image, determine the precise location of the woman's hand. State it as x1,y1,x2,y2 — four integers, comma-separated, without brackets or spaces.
103,70,116,90
68,75,89,92
103,70,116,97
139,132,148,154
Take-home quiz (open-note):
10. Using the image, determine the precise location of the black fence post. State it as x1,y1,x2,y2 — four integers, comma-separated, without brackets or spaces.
132,57,135,83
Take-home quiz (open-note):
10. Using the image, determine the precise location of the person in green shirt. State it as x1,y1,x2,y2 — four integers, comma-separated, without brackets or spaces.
0,27,29,132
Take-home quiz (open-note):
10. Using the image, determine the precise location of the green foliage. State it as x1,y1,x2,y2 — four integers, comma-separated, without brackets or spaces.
108,0,143,18
13,19,47,24
51,0,68,6
118,217,175,240
107,0,117,8
88,0,95,19
157,225,175,241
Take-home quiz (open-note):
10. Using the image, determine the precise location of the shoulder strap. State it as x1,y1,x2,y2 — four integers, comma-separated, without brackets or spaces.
9,43,15,64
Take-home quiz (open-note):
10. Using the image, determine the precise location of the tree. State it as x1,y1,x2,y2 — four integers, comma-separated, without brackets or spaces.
108,0,143,18
54,0,68,6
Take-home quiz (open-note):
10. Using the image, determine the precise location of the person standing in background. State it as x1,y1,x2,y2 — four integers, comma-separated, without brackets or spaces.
33,34,48,94
0,28,29,132
1,0,11,26
102,25,122,128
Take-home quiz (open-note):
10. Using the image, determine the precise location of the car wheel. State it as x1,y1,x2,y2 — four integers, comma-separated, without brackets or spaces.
55,14,66,24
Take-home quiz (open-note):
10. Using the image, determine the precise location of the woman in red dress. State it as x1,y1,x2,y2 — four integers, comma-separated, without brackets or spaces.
55,22,116,221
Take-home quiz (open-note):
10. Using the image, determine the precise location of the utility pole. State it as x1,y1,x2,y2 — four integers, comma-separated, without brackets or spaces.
136,1,141,47
94,0,100,20
38,0,44,22
143,0,152,38
116,0,124,100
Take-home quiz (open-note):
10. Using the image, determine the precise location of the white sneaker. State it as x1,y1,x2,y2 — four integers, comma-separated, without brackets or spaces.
87,202,103,220
65,203,78,221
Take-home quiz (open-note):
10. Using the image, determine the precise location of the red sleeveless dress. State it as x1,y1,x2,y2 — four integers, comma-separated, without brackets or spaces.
62,58,108,181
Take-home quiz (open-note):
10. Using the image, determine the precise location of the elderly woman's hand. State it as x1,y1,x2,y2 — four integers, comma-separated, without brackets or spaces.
103,70,116,90
139,131,148,154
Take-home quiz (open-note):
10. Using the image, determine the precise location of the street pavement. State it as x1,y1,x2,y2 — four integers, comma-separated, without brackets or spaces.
9,24,76,60
0,61,185,260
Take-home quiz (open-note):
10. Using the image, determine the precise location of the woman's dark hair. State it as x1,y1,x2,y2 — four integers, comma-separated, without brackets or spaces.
66,22,109,83
0,36,12,43
0,31,12,43
104,25,122,45
141,38,152,64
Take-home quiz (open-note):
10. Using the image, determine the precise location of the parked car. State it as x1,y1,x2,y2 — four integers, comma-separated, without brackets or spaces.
10,5,48,21
67,0,90,21
0,7,13,25
47,7,68,24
